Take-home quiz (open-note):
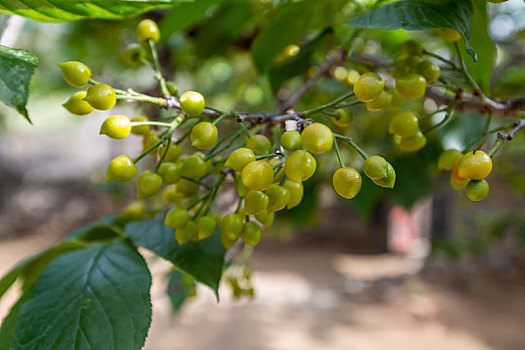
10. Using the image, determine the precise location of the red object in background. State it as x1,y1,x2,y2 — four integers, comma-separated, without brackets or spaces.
389,205,421,253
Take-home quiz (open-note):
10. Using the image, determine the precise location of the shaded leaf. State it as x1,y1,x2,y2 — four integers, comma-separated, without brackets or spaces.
268,28,331,94
0,293,32,350
125,219,226,292
251,0,348,73
460,0,495,93
160,0,226,41
167,269,195,311
12,242,152,350
0,241,85,299
0,45,38,123
348,0,476,60
193,1,255,58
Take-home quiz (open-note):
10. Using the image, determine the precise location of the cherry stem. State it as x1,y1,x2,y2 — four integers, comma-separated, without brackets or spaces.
302,91,355,116
148,39,170,97
333,133,368,160
333,138,345,168
131,121,172,127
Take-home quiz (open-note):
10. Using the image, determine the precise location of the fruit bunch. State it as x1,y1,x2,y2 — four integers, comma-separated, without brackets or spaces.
438,149,493,201
58,19,502,253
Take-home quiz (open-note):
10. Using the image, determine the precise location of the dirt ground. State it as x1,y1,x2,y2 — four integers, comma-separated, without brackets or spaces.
1,233,524,350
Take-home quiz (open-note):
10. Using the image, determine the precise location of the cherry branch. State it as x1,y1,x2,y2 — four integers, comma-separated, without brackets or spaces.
278,49,346,113
425,89,525,116
497,119,525,141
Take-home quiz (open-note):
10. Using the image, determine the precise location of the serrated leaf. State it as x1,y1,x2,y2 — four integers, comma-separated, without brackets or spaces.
0,45,38,123
0,1,180,22
12,242,152,350
0,241,85,299
0,293,32,350
250,0,348,73
348,0,476,60
125,219,226,292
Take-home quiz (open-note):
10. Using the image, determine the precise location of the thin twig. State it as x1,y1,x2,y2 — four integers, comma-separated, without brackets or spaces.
279,49,346,113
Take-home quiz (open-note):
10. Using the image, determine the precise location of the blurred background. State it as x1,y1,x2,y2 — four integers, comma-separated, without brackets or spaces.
1,0,525,349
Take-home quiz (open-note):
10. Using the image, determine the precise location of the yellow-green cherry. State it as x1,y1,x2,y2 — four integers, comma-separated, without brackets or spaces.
123,43,146,66
265,184,290,213
225,148,256,172
62,91,94,115
255,210,274,227
100,115,131,139
165,208,190,229
399,131,427,152
442,28,461,42
438,149,462,170
332,109,354,127
221,213,244,240
389,112,419,138
57,61,91,88
176,220,197,245
157,162,180,184
354,72,386,102
130,116,150,135
84,84,116,110
247,135,272,156
396,74,426,100
301,123,333,154
241,161,273,191
240,222,262,246
466,179,489,201
457,150,492,180
363,155,389,180
372,163,396,188
179,91,205,117
332,167,362,199
191,122,218,150
283,180,303,209
366,90,392,112
136,170,163,199
284,150,317,182
158,143,182,162
197,216,217,240
106,155,137,182
244,190,269,215
136,19,160,44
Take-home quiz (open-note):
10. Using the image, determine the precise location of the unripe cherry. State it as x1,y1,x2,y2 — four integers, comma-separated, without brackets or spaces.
179,91,205,117
301,123,333,154
100,115,131,139
62,91,94,115
332,167,362,199
57,61,91,88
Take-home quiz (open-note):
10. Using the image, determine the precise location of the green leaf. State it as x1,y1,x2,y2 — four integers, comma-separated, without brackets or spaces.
0,1,180,22
268,29,331,94
167,270,195,311
251,0,348,73
0,45,38,123
0,293,32,350
12,242,152,350
193,1,255,58
125,219,226,292
348,0,476,60
0,241,85,299
460,0,495,93
66,215,116,240
160,0,225,41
